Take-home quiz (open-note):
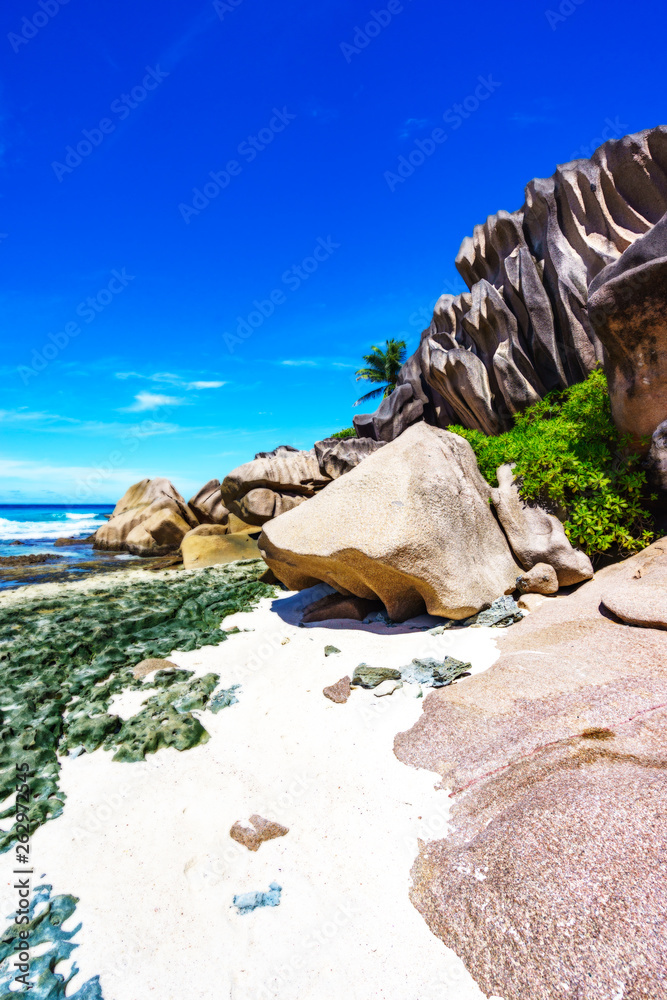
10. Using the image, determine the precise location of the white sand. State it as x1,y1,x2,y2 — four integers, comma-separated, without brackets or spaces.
6,582,504,1000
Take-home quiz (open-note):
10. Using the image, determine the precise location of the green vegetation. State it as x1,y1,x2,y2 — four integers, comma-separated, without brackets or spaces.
0,560,275,853
354,338,407,406
450,369,655,558
331,427,357,439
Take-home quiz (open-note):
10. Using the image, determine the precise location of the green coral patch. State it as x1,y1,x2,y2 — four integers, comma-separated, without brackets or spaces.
0,560,274,853
0,884,104,999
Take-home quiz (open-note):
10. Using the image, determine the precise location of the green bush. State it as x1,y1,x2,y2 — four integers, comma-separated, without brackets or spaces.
449,369,655,558
331,427,357,439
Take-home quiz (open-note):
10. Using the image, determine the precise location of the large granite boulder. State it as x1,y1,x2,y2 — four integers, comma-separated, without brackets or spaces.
491,463,594,586
314,436,386,479
93,478,197,552
588,210,667,449
125,507,192,557
355,127,667,442
187,479,229,526
395,538,667,999
259,423,521,621
181,525,259,568
221,447,330,527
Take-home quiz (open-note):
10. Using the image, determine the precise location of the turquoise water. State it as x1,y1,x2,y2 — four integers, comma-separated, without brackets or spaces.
0,504,113,559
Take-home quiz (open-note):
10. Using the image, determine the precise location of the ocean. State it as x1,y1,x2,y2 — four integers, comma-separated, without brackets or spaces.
0,504,114,558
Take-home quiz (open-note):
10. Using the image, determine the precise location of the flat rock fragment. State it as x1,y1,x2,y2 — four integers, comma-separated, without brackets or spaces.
323,676,351,703
351,664,402,689
230,815,289,852
233,882,282,914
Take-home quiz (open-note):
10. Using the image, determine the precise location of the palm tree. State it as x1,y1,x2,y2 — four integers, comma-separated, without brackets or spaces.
354,339,407,406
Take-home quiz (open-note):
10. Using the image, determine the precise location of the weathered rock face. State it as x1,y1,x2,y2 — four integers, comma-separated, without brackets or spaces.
491,463,594,586
125,508,192,557
220,448,330,527
187,479,229,526
93,478,197,552
395,538,667,999
259,423,521,621
646,418,667,490
355,127,667,442
181,525,260,569
314,437,386,479
588,209,667,449
235,488,307,526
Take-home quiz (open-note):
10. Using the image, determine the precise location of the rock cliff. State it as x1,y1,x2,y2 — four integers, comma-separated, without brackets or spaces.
355,126,667,440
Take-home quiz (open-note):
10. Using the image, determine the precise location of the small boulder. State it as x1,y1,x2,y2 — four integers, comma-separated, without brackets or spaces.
517,562,559,595
601,584,667,630
517,592,548,612
491,464,593,587
181,526,260,569
324,644,341,656
323,676,352,703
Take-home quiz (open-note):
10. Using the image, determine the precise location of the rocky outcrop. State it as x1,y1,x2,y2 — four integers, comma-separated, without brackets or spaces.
647,419,667,490
395,538,667,999
491,463,594,586
588,209,667,449
234,488,307,526
125,507,192,557
220,447,330,527
180,525,260,569
187,479,229,526
93,478,198,552
259,423,521,621
314,437,386,478
355,127,667,442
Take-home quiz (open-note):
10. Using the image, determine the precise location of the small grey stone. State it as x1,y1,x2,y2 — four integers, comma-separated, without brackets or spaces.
324,645,341,656
351,664,402,689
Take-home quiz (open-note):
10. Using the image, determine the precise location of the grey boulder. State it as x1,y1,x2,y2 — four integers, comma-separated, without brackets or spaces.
491,464,593,587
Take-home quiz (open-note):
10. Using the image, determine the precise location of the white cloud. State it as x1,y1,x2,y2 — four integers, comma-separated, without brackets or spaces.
0,408,78,424
188,380,226,390
280,359,319,367
121,392,185,412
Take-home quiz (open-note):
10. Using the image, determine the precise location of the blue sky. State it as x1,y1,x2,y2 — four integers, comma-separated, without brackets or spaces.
1,0,666,502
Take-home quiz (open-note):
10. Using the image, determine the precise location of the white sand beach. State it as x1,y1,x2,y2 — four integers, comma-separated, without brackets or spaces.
7,578,504,1000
